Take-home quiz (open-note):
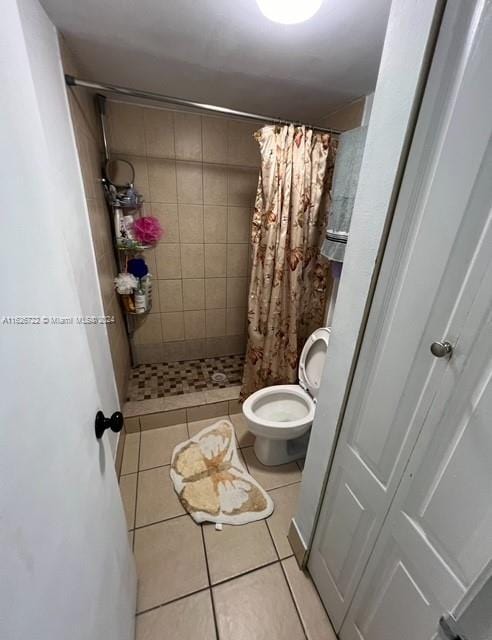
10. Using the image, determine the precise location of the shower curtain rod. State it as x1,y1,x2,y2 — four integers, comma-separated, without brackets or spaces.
65,75,341,135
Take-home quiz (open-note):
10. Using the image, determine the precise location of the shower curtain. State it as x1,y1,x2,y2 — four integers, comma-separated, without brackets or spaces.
240,124,336,399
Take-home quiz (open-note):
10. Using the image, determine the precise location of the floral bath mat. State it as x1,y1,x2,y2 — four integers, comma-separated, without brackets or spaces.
170,419,274,525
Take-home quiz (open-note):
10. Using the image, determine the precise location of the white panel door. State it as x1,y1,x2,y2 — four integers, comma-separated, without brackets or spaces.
308,0,492,631
340,176,492,640
1,2,136,639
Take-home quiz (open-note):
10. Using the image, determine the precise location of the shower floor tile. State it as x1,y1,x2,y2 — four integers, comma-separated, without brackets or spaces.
126,354,245,402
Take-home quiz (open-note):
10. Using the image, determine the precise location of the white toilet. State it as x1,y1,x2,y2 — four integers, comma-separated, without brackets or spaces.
242,327,330,466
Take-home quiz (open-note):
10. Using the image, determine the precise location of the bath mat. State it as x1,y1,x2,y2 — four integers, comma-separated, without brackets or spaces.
170,419,274,525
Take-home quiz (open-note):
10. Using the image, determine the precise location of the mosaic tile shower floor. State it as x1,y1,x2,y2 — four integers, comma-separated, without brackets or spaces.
126,354,245,401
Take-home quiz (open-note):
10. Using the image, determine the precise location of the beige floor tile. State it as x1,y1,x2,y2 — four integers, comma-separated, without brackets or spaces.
121,432,140,475
163,391,207,410
134,517,208,612
119,474,137,530
204,385,241,403
187,415,229,438
136,466,185,527
203,520,277,584
187,400,229,422
139,423,187,470
236,447,247,468
136,590,216,640
124,416,140,433
267,483,300,559
124,397,167,418
242,447,302,490
282,557,337,640
140,409,187,431
229,412,255,448
213,563,305,640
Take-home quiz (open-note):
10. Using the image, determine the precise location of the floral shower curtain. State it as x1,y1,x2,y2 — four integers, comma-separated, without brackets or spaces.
240,124,336,399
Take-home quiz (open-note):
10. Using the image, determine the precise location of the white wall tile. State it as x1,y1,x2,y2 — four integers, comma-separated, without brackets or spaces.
143,107,175,158
183,279,205,310
174,113,202,161
227,243,249,276
206,308,226,337
227,277,248,308
148,158,177,202
181,244,205,278
134,313,163,345
158,280,183,312
155,244,181,279
184,310,206,339
151,203,180,243
161,312,185,342
226,307,246,336
106,103,260,359
227,206,251,243
176,162,203,204
108,102,146,155
203,165,228,205
227,120,260,167
228,167,258,206
205,244,227,277
205,278,226,309
204,205,227,243
202,116,228,163
178,204,204,243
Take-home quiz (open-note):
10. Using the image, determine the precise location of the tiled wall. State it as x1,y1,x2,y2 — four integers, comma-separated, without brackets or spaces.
60,39,131,402
106,100,259,364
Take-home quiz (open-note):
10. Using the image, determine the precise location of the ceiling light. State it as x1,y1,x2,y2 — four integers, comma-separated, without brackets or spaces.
256,0,323,24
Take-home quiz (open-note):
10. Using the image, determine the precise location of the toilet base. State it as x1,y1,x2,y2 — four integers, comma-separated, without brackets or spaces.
253,432,309,466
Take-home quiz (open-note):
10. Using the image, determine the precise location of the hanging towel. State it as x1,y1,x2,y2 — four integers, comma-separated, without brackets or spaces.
321,126,367,262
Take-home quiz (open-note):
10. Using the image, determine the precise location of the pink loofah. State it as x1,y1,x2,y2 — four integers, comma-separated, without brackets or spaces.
133,216,163,246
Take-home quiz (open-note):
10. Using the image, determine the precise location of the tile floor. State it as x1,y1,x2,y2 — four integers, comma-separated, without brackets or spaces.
126,354,245,401
119,412,336,640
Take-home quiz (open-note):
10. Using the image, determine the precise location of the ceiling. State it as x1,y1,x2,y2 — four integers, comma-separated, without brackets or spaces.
41,0,391,123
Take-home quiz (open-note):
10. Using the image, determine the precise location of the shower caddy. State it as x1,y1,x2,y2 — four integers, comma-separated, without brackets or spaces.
104,170,154,330
96,95,156,365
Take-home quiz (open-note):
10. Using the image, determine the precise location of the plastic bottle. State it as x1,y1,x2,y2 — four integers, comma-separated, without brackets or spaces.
141,274,152,310
134,288,146,314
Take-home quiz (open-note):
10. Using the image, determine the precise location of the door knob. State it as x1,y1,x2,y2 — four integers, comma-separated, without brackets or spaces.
430,341,453,358
95,410,123,439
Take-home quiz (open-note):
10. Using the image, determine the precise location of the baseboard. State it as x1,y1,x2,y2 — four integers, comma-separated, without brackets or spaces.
288,518,309,568
115,428,126,479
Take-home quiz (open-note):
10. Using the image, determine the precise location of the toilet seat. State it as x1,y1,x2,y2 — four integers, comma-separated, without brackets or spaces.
242,384,315,440
242,327,331,465
243,327,331,436
298,327,331,399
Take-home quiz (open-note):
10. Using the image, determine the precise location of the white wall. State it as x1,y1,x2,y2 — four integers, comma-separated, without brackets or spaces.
16,0,120,451
323,91,374,328
361,92,374,125
294,0,444,549
0,1,136,638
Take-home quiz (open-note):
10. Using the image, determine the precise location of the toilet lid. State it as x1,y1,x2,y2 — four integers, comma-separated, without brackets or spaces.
298,327,331,399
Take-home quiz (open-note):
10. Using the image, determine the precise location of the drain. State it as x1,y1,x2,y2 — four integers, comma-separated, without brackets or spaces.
211,372,228,383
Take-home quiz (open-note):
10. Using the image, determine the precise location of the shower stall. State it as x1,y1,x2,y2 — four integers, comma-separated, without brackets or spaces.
66,74,342,409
